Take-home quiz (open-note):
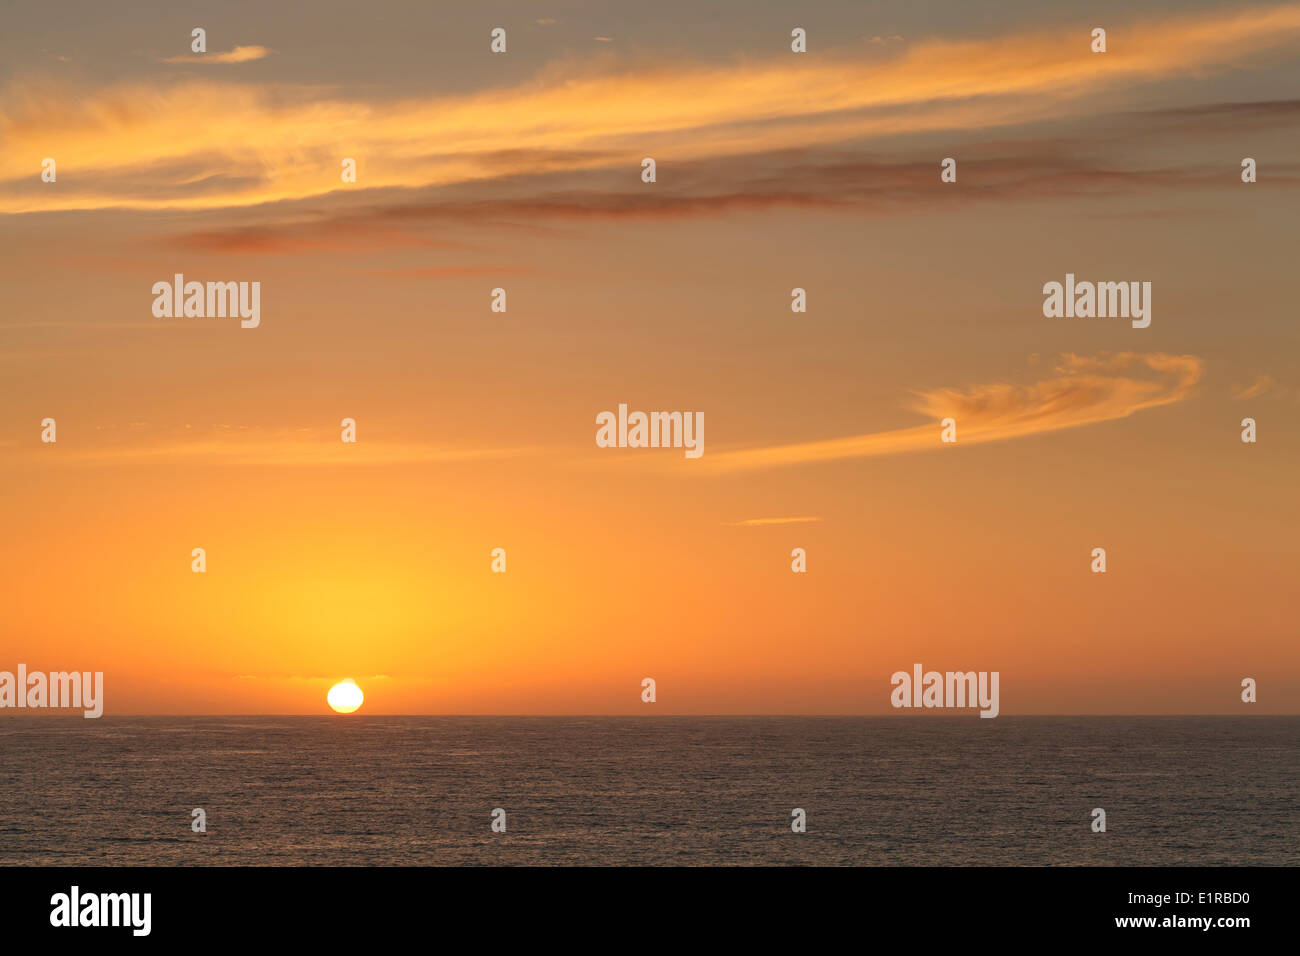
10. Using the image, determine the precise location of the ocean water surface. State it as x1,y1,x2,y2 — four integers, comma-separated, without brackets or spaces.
0,716,1294,866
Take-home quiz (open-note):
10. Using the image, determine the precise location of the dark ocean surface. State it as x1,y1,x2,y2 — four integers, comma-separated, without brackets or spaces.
0,716,1294,866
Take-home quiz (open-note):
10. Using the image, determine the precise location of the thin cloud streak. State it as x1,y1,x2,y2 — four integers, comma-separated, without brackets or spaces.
702,353,1204,473
724,517,825,526
21,434,544,467
160,45,272,65
161,144,1300,253
1232,373,1276,400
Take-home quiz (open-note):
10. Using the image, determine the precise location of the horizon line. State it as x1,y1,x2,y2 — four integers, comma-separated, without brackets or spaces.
1,712,1293,719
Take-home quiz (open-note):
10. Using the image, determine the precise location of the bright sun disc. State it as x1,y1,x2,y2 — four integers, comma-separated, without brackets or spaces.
327,679,364,714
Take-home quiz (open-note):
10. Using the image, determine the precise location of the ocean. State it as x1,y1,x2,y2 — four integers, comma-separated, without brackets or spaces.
0,716,1294,866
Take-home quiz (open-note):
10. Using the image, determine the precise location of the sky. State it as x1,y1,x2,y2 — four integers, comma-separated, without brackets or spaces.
2,0,1298,714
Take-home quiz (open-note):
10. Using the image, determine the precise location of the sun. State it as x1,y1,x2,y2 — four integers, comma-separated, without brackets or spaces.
327,679,364,714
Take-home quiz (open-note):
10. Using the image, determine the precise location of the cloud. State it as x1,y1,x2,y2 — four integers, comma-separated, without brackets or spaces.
24,96,1292,245
160,139,1285,252
160,45,272,65
724,516,824,526
236,673,394,683
1232,373,1277,399
21,428,543,467
165,218,470,254
6,4,1300,213
356,265,534,278
702,353,1204,473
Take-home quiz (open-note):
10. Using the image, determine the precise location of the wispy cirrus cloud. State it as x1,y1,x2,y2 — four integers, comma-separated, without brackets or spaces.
702,353,1204,473
5,4,1300,213
234,673,393,683
19,428,542,467
157,142,1297,253
356,265,535,278
1231,373,1278,400
724,516,824,526
160,45,272,65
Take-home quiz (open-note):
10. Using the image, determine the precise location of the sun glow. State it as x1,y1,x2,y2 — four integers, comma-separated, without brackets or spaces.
327,679,364,714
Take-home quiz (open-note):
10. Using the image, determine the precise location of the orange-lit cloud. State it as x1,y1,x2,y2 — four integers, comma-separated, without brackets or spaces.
724,516,824,526
160,45,272,65
704,352,1204,472
6,4,1300,212
158,137,1299,253
23,429,543,467
1231,373,1277,399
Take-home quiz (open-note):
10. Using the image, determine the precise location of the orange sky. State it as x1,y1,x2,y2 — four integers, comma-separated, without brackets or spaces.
2,1,1298,714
